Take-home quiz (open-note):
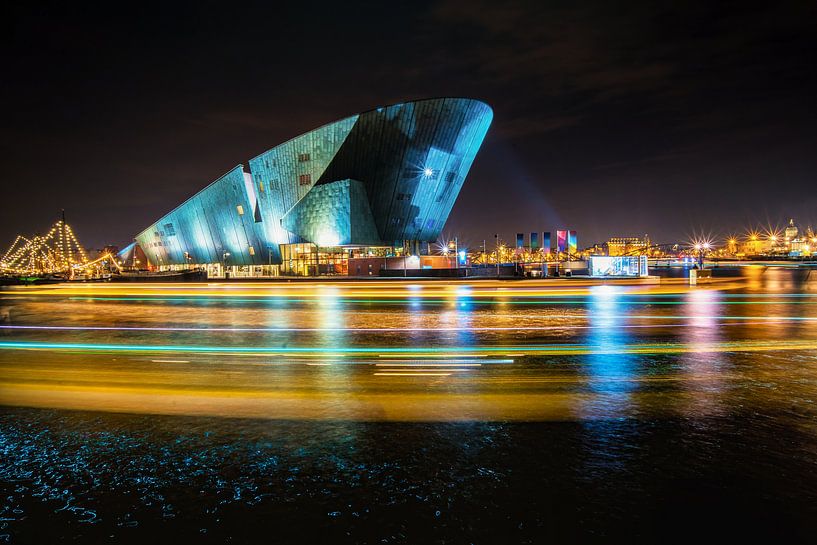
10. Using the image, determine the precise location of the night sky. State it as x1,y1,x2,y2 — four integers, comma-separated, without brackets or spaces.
3,0,816,250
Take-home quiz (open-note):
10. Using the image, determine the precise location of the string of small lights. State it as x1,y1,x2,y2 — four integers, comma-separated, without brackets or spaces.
0,218,98,277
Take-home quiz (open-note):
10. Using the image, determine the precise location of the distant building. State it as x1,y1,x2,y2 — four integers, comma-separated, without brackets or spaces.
589,255,649,277
785,219,799,242
603,236,650,256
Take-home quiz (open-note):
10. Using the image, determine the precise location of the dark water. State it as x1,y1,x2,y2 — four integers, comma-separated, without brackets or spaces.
1,270,816,543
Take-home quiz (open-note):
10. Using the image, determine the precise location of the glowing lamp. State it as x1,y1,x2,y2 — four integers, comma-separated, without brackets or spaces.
423,167,434,177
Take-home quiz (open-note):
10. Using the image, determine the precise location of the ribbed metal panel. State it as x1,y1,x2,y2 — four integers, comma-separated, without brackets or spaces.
316,98,492,243
248,116,359,245
281,179,380,246
135,166,275,266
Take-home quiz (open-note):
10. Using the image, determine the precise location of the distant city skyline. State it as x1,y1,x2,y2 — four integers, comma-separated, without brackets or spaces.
3,1,815,249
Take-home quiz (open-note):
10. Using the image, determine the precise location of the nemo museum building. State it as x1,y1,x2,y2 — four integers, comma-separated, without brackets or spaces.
132,98,492,277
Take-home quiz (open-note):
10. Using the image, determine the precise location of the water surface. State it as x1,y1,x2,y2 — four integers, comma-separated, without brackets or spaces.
1,271,816,542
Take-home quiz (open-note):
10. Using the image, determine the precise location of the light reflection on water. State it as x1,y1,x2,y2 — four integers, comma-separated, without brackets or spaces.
582,285,637,418
1,272,817,541
680,289,727,417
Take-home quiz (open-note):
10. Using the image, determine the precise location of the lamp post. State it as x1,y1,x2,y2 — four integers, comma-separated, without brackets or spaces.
494,234,499,278
454,236,459,272
694,243,709,269
222,251,230,279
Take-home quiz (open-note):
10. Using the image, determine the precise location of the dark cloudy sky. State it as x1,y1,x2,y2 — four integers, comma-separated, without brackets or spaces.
2,0,816,250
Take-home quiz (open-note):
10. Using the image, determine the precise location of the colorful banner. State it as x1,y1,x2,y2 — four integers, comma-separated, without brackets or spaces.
568,230,577,255
530,232,539,250
516,233,525,249
543,232,551,254
556,230,567,253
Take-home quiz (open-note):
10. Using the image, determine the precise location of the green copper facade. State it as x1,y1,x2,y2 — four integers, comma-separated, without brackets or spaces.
135,98,493,266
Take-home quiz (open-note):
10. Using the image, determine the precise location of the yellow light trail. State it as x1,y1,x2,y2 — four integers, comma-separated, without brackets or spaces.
3,339,817,357
372,372,452,377
2,278,748,301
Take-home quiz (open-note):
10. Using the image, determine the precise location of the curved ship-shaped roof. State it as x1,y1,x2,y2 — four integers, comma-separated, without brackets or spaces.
136,98,493,266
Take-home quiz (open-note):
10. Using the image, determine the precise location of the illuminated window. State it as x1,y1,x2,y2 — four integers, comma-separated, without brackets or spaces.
248,246,255,256
298,153,311,162
299,174,311,186
236,205,244,215
258,182,264,193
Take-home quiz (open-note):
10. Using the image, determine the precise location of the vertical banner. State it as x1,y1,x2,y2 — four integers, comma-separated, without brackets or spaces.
568,230,578,255
556,230,567,253
543,232,551,254
530,232,539,250
516,233,525,249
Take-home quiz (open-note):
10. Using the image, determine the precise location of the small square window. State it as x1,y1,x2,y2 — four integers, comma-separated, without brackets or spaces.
258,182,265,193
248,246,255,256
298,153,311,162
237,205,244,215
299,174,312,186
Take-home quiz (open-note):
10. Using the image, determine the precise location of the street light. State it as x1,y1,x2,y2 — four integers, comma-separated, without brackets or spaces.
694,243,709,269
494,234,499,278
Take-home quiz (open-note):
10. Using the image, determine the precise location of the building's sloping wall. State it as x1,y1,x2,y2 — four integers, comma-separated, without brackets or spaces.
247,115,359,246
281,179,380,246
135,165,276,266
315,98,493,244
